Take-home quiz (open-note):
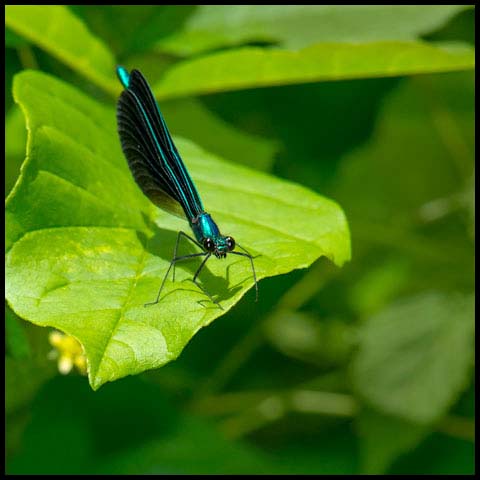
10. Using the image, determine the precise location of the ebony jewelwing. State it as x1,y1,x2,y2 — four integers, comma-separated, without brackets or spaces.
116,66,258,308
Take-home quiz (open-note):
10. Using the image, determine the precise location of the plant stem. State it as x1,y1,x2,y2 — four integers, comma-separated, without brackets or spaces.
17,45,38,70
194,388,475,444
217,389,357,439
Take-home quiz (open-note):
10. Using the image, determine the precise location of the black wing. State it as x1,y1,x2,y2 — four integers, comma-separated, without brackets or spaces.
116,69,204,220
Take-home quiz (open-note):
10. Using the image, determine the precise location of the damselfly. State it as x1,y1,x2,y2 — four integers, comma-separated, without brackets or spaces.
116,66,258,308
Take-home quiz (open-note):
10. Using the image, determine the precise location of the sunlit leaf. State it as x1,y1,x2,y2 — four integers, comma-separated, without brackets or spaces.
5,5,119,96
6,71,350,390
153,41,475,100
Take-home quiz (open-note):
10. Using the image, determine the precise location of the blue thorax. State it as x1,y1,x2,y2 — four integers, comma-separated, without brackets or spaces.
191,212,220,242
191,213,230,255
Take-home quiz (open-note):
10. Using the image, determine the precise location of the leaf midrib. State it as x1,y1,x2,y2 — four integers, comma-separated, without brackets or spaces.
91,239,150,383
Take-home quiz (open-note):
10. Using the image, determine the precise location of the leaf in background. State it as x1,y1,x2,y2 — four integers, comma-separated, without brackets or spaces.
335,73,475,219
160,98,279,171
6,71,350,390
356,408,428,474
155,5,471,56
264,311,354,367
351,292,474,424
5,6,474,104
4,4,278,173
5,5,119,96
153,41,475,100
332,72,474,288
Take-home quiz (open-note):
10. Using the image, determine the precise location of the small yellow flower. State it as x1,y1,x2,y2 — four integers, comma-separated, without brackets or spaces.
48,330,87,376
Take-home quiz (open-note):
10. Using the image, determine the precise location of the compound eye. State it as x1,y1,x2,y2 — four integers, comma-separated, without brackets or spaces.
226,236,235,251
203,237,215,252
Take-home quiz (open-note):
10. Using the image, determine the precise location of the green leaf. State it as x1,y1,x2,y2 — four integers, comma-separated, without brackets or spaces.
352,292,474,424
335,73,475,219
153,41,475,100
5,5,119,96
5,70,350,390
333,72,474,284
155,5,471,56
264,311,354,367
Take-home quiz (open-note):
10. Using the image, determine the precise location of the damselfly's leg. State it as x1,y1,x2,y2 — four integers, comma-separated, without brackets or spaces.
145,252,207,307
189,253,223,309
231,243,258,301
172,231,203,282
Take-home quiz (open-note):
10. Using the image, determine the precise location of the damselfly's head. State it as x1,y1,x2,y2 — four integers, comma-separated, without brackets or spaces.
203,236,235,259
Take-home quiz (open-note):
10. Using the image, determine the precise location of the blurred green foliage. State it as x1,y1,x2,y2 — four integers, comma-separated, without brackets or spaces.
5,5,475,475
